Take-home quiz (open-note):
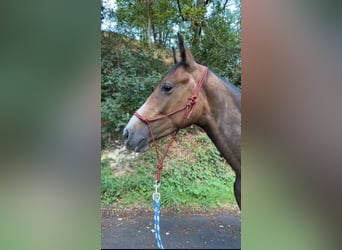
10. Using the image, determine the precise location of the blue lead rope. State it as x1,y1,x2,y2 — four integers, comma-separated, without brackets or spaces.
153,183,164,249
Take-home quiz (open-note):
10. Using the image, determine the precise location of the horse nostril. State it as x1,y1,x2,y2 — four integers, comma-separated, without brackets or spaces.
122,128,129,143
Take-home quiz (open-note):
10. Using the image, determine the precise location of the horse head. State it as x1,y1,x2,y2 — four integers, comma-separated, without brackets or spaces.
123,33,209,152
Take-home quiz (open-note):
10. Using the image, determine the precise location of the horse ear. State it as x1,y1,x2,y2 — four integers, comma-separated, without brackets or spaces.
172,47,177,64
177,32,196,70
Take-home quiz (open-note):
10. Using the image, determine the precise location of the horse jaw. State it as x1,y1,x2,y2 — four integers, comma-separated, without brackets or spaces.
122,116,151,152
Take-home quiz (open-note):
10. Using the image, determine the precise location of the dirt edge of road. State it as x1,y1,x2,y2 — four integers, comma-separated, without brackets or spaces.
102,203,240,221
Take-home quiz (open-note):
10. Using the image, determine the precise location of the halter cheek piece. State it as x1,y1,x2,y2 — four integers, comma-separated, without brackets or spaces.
134,67,209,183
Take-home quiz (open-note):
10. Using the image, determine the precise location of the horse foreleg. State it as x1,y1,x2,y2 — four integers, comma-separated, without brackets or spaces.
234,174,241,210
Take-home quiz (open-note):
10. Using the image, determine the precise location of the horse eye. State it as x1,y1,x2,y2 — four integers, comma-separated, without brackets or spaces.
161,84,173,94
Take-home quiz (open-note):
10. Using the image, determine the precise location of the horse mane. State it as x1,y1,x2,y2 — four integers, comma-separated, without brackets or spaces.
210,69,241,94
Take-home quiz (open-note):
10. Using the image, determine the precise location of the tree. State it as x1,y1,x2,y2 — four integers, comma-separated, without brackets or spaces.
105,0,241,85
115,0,179,47
176,0,210,48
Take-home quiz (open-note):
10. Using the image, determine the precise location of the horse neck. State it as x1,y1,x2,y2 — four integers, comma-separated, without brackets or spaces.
197,71,241,173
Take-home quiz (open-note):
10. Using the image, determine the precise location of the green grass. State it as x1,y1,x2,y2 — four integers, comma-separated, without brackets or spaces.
101,130,236,210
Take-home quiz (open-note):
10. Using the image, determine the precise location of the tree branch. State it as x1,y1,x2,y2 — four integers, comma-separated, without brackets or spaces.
176,0,185,21
223,0,229,11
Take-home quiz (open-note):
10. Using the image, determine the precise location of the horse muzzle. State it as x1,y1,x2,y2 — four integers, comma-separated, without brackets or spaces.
122,116,150,152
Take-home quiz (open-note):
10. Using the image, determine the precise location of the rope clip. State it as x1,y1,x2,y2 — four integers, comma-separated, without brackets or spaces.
153,181,161,202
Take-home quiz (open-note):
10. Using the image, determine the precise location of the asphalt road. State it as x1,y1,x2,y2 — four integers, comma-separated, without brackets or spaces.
101,205,241,249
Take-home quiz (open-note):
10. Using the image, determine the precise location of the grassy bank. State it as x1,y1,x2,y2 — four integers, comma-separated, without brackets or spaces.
101,127,237,210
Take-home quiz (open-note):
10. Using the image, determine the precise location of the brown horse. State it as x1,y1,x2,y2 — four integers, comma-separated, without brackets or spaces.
123,33,241,209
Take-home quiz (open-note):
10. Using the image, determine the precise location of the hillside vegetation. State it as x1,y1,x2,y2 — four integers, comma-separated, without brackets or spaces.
101,127,237,209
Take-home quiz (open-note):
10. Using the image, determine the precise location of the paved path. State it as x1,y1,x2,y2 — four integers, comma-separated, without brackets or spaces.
101,206,241,249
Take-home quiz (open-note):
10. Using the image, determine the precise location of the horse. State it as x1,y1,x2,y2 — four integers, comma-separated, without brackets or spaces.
123,32,241,209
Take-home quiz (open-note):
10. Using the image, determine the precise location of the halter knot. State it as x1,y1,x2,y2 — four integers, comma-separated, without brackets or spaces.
157,162,163,170
187,96,197,107
185,96,197,119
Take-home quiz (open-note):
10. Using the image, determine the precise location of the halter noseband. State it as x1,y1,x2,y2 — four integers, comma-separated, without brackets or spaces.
134,66,209,183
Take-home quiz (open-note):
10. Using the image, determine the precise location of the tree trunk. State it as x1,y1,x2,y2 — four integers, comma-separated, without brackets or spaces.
191,0,208,48
147,0,152,46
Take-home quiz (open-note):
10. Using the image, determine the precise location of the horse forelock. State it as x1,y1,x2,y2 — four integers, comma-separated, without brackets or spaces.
169,62,187,73
159,62,189,84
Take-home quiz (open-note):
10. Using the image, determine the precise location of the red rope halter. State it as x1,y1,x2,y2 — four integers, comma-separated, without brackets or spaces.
134,66,209,183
